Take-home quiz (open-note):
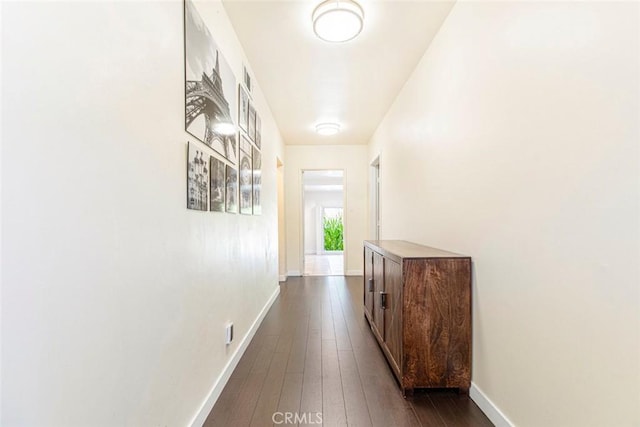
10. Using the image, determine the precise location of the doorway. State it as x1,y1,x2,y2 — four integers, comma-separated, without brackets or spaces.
302,170,345,276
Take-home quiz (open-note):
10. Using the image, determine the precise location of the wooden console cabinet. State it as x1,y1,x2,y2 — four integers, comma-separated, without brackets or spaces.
363,240,471,396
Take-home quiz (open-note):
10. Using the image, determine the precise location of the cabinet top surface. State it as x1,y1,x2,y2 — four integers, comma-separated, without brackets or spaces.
364,240,469,259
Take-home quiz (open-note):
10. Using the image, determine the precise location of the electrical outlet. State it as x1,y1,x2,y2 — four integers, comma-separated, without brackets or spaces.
225,323,233,345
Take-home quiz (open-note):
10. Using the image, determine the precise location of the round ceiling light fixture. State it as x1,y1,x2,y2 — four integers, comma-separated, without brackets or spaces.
312,0,364,43
315,122,341,136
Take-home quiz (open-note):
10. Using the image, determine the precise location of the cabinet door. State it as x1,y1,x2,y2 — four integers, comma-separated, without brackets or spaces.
372,252,385,339
363,247,375,319
383,258,403,374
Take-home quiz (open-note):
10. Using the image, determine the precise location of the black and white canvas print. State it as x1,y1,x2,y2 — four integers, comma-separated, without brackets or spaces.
209,155,225,212
252,147,262,215
255,113,262,150
239,136,252,215
185,0,237,165
238,85,249,133
248,103,256,143
243,65,252,94
187,141,209,211
240,134,252,158
225,165,238,213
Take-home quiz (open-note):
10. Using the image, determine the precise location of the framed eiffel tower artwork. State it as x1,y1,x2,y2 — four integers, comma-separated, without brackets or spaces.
184,0,238,165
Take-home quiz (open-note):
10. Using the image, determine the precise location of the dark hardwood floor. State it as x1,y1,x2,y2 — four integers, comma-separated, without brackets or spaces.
204,276,493,427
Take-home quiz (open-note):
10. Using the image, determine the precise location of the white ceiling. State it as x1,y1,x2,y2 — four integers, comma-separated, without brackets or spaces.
222,0,455,145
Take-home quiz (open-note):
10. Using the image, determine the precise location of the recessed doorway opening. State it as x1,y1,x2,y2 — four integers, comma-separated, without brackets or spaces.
302,170,345,276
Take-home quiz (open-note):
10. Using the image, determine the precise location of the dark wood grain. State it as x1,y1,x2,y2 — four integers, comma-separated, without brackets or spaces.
321,338,347,426
338,349,372,426
423,259,471,390
285,311,309,374
249,349,289,426
449,392,495,427
384,257,403,378
364,241,472,395
203,374,244,427
222,371,268,426
364,247,374,319
275,373,303,423
372,251,385,340
204,276,491,427
299,328,322,426
425,391,494,427
330,281,352,352
364,240,468,262
403,258,431,392
412,393,449,427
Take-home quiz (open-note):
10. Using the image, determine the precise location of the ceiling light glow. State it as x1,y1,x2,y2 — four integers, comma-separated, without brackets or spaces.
316,122,341,136
312,0,364,43
213,122,237,136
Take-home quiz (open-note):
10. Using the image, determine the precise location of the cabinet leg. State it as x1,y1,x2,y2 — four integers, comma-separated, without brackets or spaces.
402,388,414,399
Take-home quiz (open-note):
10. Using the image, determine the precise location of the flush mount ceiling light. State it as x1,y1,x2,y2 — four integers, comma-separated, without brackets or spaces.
312,0,364,43
316,122,341,136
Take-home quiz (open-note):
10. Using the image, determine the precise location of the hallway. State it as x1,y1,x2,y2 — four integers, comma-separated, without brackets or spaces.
304,254,344,276
204,276,493,426
2,0,638,424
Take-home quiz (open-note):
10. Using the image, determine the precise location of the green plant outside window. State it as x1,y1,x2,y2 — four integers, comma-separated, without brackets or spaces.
323,215,344,251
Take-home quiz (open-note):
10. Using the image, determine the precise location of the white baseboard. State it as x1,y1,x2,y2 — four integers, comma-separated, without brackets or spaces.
278,274,287,282
346,270,363,276
287,270,301,277
470,382,514,427
189,285,281,427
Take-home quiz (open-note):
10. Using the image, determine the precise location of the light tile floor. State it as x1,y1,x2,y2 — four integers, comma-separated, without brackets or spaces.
303,254,344,276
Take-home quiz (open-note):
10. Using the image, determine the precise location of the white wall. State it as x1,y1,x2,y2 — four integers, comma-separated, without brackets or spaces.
285,145,367,276
1,1,284,425
303,190,343,254
369,2,639,426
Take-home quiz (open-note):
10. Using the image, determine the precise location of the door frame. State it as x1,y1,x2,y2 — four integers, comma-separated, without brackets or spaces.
277,157,286,282
300,169,346,276
370,156,380,240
